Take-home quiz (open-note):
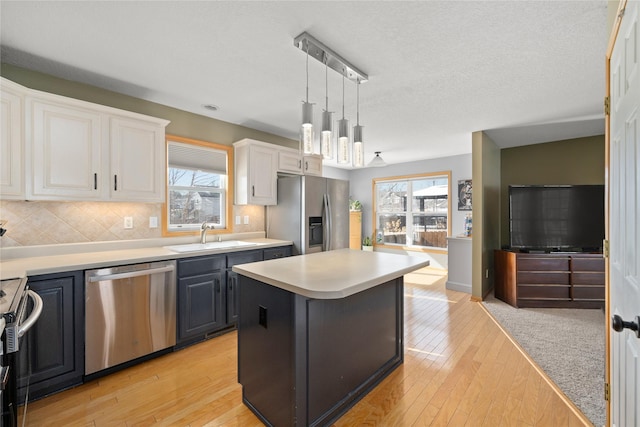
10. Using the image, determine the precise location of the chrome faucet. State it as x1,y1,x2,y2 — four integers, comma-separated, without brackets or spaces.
200,222,217,244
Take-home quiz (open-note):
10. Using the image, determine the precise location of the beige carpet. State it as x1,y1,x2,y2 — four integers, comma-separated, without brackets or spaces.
482,292,605,427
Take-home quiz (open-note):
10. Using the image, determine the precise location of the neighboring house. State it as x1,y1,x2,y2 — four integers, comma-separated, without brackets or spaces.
171,191,221,224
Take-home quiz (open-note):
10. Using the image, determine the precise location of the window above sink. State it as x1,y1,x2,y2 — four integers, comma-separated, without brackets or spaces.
164,135,233,237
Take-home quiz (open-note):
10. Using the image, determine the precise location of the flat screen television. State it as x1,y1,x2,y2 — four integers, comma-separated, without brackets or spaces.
509,185,605,252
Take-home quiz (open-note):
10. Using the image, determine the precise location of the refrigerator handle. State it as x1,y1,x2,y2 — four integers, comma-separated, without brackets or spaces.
324,193,332,251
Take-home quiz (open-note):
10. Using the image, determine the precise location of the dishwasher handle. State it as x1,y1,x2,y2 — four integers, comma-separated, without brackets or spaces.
88,265,175,283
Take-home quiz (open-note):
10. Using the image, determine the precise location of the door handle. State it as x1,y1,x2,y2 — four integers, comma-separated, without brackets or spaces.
612,314,640,338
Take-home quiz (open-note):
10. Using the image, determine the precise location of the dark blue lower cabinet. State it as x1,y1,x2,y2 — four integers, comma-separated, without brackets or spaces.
176,255,226,346
177,272,225,342
176,246,292,347
19,271,84,403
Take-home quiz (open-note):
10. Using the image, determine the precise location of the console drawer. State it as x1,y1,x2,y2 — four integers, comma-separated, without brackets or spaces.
571,257,604,272
518,284,570,299
518,257,569,271
517,272,570,285
572,272,605,285
573,286,605,300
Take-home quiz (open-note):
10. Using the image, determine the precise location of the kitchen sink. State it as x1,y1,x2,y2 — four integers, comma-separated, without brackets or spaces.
164,241,258,253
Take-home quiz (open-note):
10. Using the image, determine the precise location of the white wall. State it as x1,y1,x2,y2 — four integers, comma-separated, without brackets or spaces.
345,153,473,269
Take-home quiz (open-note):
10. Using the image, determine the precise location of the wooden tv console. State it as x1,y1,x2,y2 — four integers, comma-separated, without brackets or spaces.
494,250,605,308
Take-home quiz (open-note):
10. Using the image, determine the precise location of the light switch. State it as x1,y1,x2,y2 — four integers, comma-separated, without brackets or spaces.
149,216,158,228
244,215,249,225
235,215,241,225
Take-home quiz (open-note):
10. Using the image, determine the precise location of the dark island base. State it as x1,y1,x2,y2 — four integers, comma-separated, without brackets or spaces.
237,276,404,427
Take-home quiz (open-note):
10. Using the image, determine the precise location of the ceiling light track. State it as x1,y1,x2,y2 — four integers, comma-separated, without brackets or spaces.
294,32,368,83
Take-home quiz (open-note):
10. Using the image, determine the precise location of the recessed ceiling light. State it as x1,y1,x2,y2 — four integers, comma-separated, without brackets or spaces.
203,104,219,112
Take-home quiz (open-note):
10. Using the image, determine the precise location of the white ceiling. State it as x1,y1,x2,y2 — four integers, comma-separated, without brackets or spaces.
0,1,609,168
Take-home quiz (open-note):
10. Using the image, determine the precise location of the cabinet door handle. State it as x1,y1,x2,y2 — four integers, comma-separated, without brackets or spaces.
251,185,255,197
94,173,98,190
114,175,118,191
305,161,309,171
298,160,302,168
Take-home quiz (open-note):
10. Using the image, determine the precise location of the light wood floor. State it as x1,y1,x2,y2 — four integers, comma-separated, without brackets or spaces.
21,268,590,426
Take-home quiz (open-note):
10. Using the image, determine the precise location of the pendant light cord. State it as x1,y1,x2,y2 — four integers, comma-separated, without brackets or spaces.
341,70,345,119
325,59,329,110
305,43,309,103
356,79,360,125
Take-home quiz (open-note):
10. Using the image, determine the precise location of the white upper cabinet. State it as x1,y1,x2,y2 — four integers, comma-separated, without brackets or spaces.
109,117,166,202
234,139,278,205
1,77,170,202
277,147,323,177
0,79,25,199
302,154,323,176
30,98,103,200
278,148,303,174
234,140,324,205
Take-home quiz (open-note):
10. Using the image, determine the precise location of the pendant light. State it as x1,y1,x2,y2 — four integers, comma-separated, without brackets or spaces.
352,79,364,168
337,71,350,164
321,59,334,159
293,32,369,164
367,151,387,167
301,43,314,154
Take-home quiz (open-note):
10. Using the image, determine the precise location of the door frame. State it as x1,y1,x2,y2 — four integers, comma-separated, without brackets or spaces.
605,1,629,425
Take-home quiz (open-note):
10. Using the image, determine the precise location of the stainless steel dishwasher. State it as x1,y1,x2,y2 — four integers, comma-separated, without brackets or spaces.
85,260,176,375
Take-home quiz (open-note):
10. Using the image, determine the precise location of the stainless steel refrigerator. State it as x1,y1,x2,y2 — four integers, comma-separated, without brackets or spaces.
267,175,349,255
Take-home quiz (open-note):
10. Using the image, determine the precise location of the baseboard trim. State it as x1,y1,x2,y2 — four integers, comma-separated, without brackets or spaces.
445,280,471,294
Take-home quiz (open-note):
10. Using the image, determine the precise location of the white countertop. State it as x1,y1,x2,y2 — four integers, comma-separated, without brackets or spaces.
232,248,429,299
0,237,291,280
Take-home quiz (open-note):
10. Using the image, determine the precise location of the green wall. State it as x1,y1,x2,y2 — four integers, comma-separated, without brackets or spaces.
499,135,605,248
472,131,501,299
1,63,297,148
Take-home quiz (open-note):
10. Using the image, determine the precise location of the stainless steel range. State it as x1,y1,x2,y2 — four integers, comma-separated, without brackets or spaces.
1,277,43,427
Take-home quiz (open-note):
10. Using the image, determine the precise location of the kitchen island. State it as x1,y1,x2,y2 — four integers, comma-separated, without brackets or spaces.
232,249,429,427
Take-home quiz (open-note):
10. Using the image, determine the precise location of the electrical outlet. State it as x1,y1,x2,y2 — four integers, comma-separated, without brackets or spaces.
149,216,158,228
244,215,249,225
235,215,241,225
124,216,133,229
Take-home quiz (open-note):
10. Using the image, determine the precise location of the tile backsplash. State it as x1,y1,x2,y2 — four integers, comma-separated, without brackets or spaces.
0,200,264,247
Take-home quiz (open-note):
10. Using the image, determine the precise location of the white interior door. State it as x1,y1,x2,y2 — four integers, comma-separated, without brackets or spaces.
608,1,640,425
